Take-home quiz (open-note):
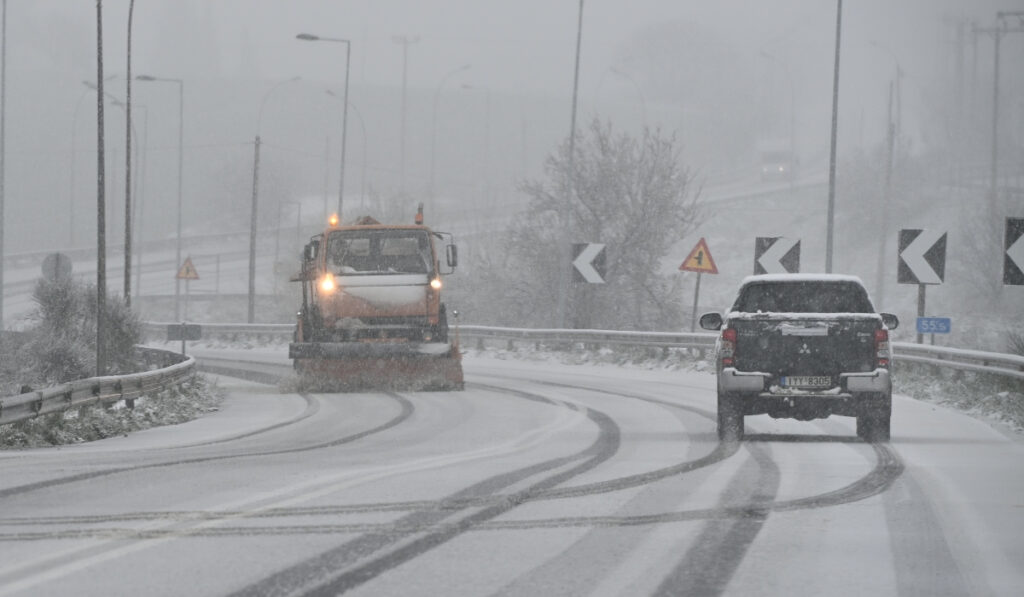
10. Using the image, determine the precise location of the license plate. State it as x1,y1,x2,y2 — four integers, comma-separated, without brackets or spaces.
781,375,831,388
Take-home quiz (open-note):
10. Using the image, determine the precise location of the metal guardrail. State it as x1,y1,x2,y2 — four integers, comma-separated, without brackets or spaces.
0,347,196,427
140,322,1024,382
458,325,715,350
893,342,1024,381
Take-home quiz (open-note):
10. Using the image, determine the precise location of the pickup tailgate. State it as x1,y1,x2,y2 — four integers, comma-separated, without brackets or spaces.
730,314,881,379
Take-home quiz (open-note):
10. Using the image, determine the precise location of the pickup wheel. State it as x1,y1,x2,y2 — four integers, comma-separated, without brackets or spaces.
717,393,745,442
856,393,892,442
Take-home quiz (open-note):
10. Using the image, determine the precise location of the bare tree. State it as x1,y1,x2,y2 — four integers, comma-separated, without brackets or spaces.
494,118,701,329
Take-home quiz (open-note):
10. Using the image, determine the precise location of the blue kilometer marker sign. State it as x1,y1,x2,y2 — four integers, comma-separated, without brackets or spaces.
916,317,951,334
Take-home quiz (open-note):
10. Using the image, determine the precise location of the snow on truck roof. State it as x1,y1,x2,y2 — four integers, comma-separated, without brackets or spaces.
739,273,865,286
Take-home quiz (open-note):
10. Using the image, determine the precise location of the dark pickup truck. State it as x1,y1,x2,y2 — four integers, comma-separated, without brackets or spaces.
700,274,898,442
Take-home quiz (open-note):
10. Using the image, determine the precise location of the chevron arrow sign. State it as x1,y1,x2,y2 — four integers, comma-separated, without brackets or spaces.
572,243,606,284
898,229,946,285
754,237,800,275
1006,218,1024,286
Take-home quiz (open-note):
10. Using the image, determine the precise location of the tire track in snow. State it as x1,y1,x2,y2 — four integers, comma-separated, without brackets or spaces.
0,370,414,500
228,384,621,597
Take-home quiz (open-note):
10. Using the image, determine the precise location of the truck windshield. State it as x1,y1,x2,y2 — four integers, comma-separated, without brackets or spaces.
326,230,433,275
734,281,874,313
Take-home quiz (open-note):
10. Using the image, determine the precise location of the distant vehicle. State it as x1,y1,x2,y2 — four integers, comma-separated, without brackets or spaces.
700,274,898,442
759,148,798,182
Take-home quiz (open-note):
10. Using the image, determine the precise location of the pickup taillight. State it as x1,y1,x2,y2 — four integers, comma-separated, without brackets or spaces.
875,328,890,368
721,327,737,366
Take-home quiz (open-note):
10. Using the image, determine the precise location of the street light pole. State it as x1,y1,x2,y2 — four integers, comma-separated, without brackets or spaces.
825,0,843,274
95,0,107,375
133,105,147,300
981,12,1024,210
124,0,135,306
430,64,470,199
135,74,184,320
247,76,300,324
557,0,585,329
297,34,351,217
0,0,7,339
393,35,419,195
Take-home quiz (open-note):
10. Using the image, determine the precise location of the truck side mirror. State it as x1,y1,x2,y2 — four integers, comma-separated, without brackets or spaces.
446,244,458,268
880,313,899,330
699,312,723,331
304,239,319,262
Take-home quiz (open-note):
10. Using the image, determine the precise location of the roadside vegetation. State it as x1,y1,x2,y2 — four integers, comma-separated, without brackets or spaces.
456,117,702,331
0,278,222,448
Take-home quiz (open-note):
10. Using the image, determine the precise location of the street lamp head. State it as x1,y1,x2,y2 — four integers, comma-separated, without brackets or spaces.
296,33,320,41
135,74,157,81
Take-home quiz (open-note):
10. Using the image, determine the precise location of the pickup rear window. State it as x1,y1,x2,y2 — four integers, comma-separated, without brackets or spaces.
733,281,874,313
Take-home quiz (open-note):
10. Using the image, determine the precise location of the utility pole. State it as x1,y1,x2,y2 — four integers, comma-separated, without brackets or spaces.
248,135,260,324
0,0,7,341
874,80,897,308
95,0,107,375
557,0,585,329
392,35,418,195
124,0,135,305
974,12,1024,211
825,0,843,274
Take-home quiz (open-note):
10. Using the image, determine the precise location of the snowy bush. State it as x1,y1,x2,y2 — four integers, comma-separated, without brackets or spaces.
0,376,223,448
7,278,142,390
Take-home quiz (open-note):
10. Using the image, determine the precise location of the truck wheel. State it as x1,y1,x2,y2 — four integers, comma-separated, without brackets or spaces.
717,393,745,442
856,393,891,442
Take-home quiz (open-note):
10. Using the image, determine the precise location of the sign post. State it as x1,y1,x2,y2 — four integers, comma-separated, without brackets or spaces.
167,323,202,355
680,238,718,331
897,229,947,344
176,256,200,330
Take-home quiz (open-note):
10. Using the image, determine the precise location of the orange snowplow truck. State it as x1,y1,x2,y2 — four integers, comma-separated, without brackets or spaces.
289,205,464,390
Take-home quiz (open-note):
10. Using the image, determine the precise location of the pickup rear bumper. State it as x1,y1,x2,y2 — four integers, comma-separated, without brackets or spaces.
719,368,891,420
719,368,891,395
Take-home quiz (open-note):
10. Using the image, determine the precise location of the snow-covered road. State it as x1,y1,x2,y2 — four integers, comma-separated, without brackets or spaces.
0,351,1021,596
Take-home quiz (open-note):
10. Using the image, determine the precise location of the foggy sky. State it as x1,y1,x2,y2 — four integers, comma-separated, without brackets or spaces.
2,0,1019,255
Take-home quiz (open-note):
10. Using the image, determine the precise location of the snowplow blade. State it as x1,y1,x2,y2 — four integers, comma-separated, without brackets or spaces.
289,341,464,392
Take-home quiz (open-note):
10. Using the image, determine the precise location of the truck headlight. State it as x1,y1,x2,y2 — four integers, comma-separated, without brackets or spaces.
320,273,337,293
